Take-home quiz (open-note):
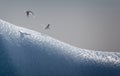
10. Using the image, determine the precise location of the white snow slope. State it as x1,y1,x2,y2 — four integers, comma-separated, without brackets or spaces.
0,19,120,76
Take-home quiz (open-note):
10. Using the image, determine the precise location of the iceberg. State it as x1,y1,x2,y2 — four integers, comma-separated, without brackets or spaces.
0,19,120,76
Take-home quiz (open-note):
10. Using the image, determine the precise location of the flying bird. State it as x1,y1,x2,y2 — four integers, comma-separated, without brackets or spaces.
26,10,34,17
45,24,50,30
19,31,30,38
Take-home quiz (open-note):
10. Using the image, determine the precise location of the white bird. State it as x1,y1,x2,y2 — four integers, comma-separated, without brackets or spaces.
19,31,30,38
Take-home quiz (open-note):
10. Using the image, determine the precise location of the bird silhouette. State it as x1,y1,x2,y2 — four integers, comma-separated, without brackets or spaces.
45,24,50,30
26,10,34,17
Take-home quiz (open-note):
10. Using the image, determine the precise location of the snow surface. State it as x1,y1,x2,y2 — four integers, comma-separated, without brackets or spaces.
0,19,120,76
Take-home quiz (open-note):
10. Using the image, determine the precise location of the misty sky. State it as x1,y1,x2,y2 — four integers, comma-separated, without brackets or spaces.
0,0,120,52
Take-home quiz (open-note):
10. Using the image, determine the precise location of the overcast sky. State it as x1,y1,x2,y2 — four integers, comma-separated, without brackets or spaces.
0,0,120,52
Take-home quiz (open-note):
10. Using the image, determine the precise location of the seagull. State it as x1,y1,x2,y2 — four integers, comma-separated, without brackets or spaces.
19,31,30,38
25,10,34,17
45,24,50,30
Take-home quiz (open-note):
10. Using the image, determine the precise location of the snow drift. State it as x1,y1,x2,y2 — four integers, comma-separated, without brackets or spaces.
0,19,120,76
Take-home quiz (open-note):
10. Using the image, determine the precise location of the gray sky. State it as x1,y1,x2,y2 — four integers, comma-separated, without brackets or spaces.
0,0,120,52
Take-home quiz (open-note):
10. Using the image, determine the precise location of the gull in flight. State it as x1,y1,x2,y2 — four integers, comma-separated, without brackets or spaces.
19,31,30,38
25,10,34,17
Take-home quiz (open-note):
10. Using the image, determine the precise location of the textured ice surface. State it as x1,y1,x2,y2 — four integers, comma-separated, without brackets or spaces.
0,19,120,76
